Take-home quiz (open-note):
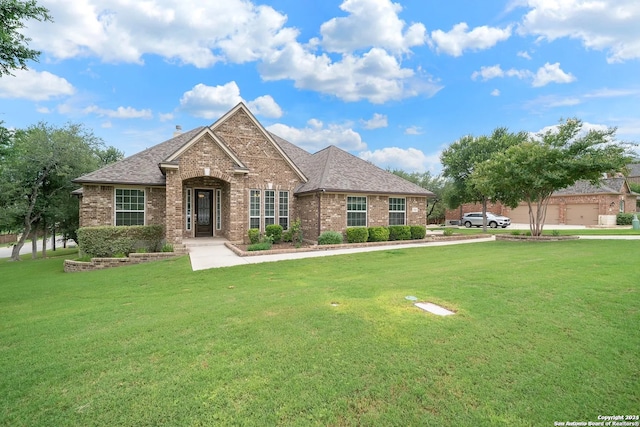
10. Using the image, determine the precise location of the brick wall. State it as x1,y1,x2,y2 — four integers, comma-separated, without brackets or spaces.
64,252,183,273
79,185,114,227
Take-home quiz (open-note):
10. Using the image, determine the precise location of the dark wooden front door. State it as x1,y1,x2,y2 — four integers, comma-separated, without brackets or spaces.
195,190,213,237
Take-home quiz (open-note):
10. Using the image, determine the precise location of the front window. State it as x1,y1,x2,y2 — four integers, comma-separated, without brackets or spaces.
185,188,192,230
389,197,406,226
115,188,145,226
279,191,289,230
264,190,275,226
250,190,261,229
347,196,367,227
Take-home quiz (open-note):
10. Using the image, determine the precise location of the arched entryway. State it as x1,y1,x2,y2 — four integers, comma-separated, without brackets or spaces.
183,176,230,239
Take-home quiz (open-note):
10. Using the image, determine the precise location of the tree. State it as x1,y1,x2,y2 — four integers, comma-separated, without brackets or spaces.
0,122,108,260
472,118,632,236
0,0,52,76
390,169,448,223
440,128,527,232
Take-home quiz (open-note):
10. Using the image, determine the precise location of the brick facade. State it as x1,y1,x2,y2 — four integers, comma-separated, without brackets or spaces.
78,105,431,245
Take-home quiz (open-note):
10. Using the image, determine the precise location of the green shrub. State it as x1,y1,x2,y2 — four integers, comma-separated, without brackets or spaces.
265,224,283,243
77,225,163,257
410,225,426,240
551,229,561,236
388,225,411,241
318,231,343,245
247,241,272,251
367,226,389,242
161,243,174,252
510,230,521,236
290,218,303,247
443,228,454,237
617,213,634,225
524,231,532,236
346,227,368,243
248,228,260,244
282,230,292,242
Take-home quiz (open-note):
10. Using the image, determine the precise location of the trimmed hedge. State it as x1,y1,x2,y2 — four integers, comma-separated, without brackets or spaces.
617,212,635,225
77,225,164,258
388,225,411,241
368,226,390,242
265,224,283,243
410,225,426,239
346,227,368,243
318,231,343,245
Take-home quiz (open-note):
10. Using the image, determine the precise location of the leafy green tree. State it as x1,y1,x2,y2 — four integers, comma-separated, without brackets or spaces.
0,122,109,260
0,0,52,76
390,169,448,223
440,128,527,231
472,119,632,236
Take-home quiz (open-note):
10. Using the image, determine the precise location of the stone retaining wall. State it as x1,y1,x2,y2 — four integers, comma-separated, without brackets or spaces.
64,248,187,273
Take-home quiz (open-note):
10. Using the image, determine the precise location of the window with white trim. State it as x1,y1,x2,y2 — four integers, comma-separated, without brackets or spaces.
250,190,261,229
347,196,367,227
216,189,222,230
389,197,406,226
279,191,289,230
185,188,192,230
264,190,275,226
115,188,145,226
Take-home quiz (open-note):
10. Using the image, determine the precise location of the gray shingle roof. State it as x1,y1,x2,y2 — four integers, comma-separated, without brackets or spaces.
627,163,640,178
554,178,627,195
290,145,434,196
74,123,433,197
74,127,205,185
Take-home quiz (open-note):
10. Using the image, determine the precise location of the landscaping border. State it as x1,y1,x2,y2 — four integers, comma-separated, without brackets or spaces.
226,234,490,257
495,235,579,242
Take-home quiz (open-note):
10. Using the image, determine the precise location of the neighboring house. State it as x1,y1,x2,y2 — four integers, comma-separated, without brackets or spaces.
445,177,636,226
74,103,435,244
627,163,640,185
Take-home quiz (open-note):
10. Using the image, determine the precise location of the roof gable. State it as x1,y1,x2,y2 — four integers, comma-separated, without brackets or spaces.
210,103,307,182
554,177,631,195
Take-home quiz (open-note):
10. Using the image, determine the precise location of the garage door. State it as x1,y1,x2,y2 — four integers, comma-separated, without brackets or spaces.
566,204,599,225
509,205,560,224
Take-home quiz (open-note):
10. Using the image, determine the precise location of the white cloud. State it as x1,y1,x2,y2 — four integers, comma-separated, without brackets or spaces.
84,105,153,119
430,22,512,57
179,81,282,119
517,50,532,59
361,113,388,130
158,112,175,122
319,0,426,54
534,121,610,140
0,69,75,101
259,45,442,103
359,147,440,173
246,95,283,118
471,63,574,87
404,126,423,135
36,106,52,113
532,62,576,87
27,0,438,105
491,89,501,96
518,0,640,63
267,121,366,152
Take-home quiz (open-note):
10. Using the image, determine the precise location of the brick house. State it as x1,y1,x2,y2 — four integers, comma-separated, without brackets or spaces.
445,177,637,226
74,103,435,244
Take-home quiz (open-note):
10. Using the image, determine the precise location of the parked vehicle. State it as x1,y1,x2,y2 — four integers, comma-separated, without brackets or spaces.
462,212,511,228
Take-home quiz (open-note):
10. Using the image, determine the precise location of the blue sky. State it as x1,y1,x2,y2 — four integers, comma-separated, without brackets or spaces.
1,0,639,173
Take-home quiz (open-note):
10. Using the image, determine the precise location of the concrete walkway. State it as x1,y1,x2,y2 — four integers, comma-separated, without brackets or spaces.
186,236,496,271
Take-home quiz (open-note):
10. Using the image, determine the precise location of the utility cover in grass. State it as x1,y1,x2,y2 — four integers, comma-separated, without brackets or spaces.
415,302,455,316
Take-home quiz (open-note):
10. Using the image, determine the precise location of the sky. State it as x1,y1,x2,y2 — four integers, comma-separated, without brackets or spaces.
1,0,639,173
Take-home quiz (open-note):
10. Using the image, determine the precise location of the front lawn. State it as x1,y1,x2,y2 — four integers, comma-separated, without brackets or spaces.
438,226,640,236
1,241,638,426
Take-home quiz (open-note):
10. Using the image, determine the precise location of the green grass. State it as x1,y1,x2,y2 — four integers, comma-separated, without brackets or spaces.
439,226,640,236
1,241,638,426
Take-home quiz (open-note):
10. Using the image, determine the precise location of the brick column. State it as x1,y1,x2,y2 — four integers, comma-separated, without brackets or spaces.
165,170,184,244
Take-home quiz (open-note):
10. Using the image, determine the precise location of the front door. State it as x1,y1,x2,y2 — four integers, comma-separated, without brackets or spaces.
195,190,213,237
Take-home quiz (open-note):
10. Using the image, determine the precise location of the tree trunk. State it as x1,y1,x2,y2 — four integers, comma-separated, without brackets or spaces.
52,225,56,251
481,197,488,233
31,230,38,259
41,219,47,259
